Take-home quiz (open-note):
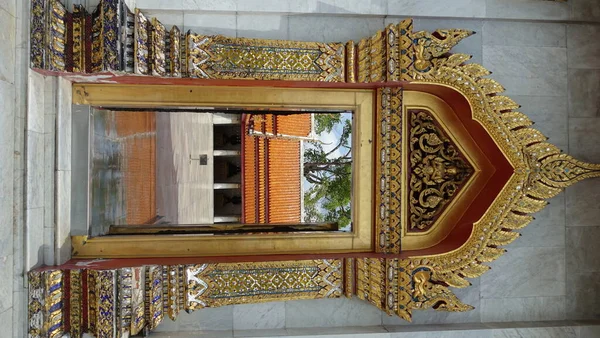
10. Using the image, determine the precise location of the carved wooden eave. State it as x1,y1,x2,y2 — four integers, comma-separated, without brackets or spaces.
28,1,599,337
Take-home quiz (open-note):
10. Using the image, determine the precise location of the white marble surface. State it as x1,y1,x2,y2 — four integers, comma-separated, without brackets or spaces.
481,247,565,298
0,308,12,338
388,0,485,18
0,254,14,314
137,0,237,11
0,8,15,84
233,302,285,330
43,131,55,226
0,0,15,16
0,80,15,264
237,14,289,40
285,298,382,328
184,13,237,37
483,21,566,48
319,0,386,15
55,170,71,264
485,0,569,20
27,71,44,133
155,306,234,332
389,330,492,338
289,15,384,43
491,327,577,338
56,78,71,171
25,131,44,209
482,45,567,97
24,207,44,270
480,297,566,322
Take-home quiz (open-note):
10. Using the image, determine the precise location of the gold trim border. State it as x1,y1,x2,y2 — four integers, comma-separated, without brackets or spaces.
72,84,374,258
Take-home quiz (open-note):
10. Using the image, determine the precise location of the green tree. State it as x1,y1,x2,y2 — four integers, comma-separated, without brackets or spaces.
303,113,352,229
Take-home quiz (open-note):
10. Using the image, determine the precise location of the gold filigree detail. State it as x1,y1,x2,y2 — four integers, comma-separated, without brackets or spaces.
72,5,86,73
370,31,386,82
357,37,370,83
151,18,167,77
170,26,182,77
344,258,354,298
386,24,400,82
376,87,403,253
145,265,164,330
96,270,117,338
408,109,473,231
345,41,356,83
69,270,82,338
186,34,345,81
134,9,149,75
186,260,342,309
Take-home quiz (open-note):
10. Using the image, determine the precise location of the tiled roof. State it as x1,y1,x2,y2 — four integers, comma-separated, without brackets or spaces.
242,114,311,223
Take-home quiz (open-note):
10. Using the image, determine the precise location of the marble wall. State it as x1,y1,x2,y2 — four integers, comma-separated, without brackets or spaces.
0,0,16,337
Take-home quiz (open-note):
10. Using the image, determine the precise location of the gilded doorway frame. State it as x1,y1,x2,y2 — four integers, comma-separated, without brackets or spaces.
71,84,374,257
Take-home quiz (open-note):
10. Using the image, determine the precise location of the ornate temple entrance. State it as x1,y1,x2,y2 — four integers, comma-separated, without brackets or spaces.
27,1,600,337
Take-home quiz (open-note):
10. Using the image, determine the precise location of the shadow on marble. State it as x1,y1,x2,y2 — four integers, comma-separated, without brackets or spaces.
491,326,577,338
568,25,600,70
568,118,600,163
566,272,600,320
571,0,600,22
578,324,600,338
568,69,600,118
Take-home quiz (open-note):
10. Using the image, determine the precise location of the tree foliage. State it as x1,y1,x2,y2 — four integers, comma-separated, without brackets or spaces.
303,113,352,229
